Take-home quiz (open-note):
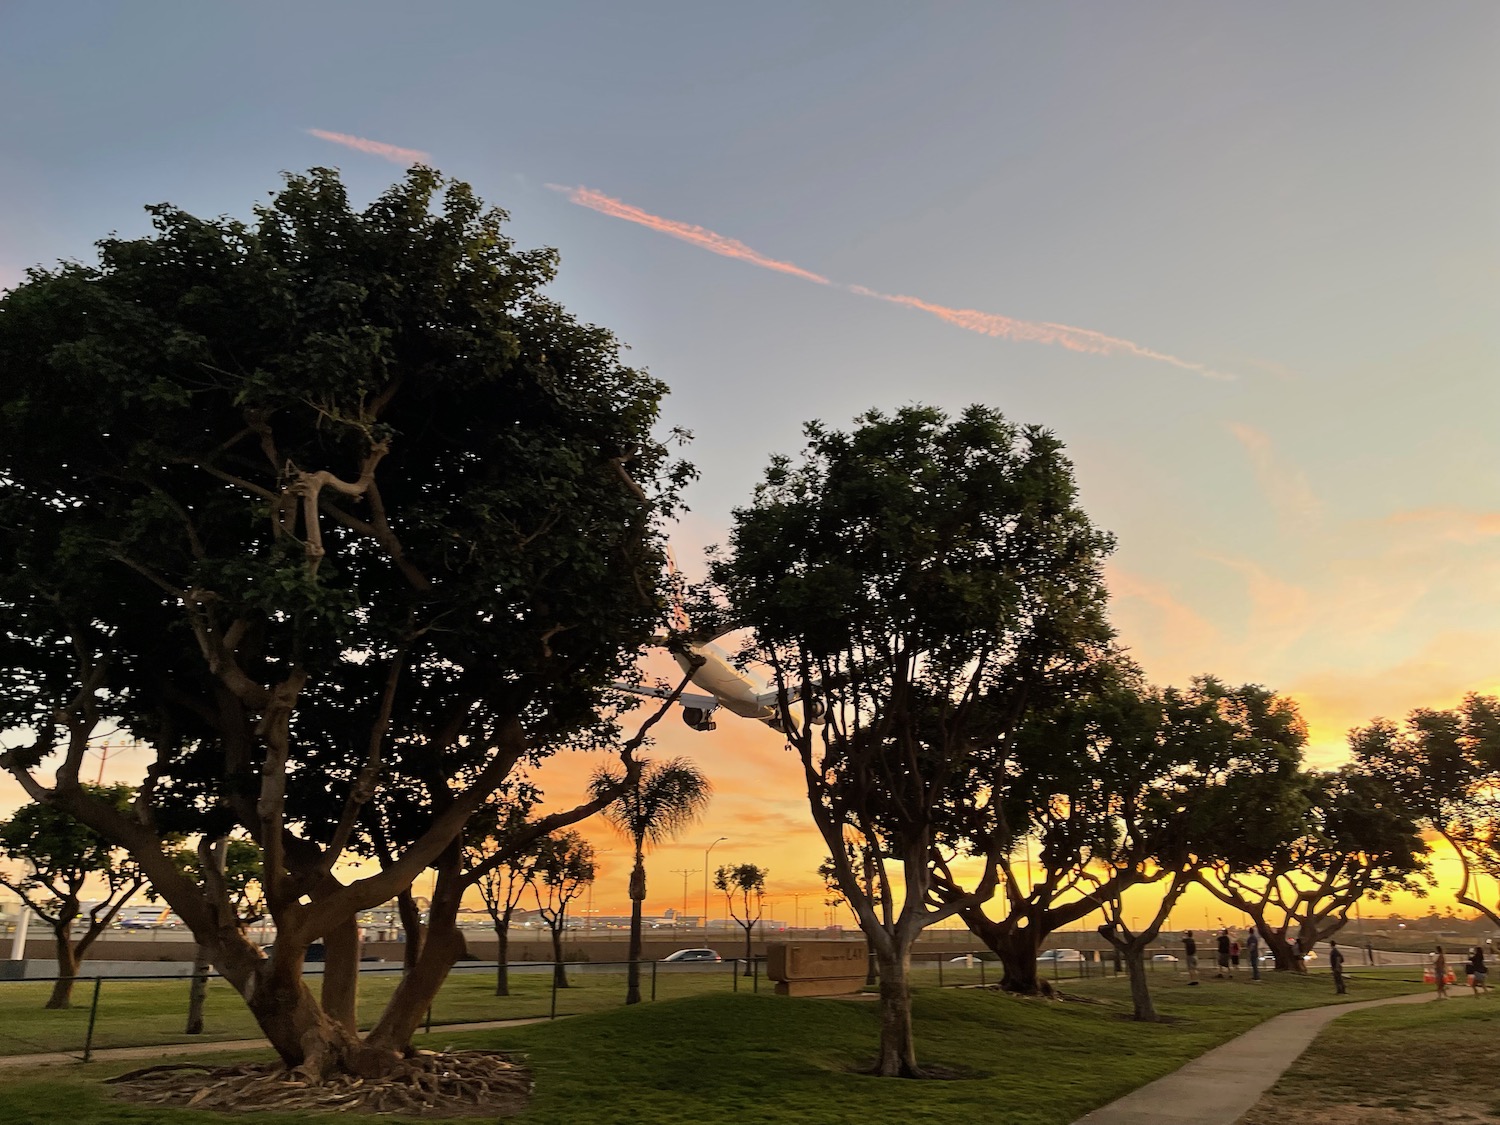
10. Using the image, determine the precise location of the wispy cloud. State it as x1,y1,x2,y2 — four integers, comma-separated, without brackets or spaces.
1385,508,1500,543
307,129,430,166
551,184,1231,380
1229,423,1322,530
548,185,831,285
849,286,1232,380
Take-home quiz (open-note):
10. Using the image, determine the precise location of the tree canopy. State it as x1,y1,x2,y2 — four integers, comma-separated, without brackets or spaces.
711,403,1115,1076
0,166,690,1075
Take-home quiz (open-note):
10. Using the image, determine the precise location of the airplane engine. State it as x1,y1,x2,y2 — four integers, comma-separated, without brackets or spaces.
682,707,717,732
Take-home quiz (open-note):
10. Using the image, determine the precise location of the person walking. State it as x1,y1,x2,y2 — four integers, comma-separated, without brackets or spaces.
1183,931,1199,985
1216,929,1231,978
1328,940,1346,994
1247,927,1261,981
1468,946,1489,996
1434,945,1450,999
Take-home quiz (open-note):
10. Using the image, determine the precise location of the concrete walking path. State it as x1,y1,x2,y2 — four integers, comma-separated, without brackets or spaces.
1071,989,1438,1125
0,1014,559,1071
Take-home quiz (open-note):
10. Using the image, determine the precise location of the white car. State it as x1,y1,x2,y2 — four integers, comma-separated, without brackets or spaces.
1036,948,1084,963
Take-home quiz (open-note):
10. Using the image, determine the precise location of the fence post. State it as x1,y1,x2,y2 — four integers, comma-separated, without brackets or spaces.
752,956,759,994
732,957,739,992
82,977,103,1063
937,954,944,988
980,958,986,987
651,959,658,1002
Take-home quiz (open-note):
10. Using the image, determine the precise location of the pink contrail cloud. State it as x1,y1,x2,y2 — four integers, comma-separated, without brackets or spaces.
848,287,1232,380
553,184,1230,380
307,129,430,166
548,185,831,285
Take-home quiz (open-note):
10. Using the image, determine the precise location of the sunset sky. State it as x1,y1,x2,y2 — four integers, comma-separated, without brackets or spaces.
1,2,1497,927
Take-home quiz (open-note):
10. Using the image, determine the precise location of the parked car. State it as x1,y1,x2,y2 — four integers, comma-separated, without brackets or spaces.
660,948,722,963
1036,948,1084,963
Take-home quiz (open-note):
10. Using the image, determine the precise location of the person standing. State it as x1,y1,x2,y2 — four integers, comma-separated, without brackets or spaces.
1468,946,1489,996
1216,929,1231,978
1183,931,1199,985
1434,945,1450,999
1247,928,1261,981
1329,940,1346,994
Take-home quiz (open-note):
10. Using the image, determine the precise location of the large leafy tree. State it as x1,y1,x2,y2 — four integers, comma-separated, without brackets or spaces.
0,784,143,1008
1196,765,1430,971
1352,694,1500,924
0,167,690,1077
531,830,596,988
591,756,712,1004
946,677,1304,996
1058,676,1304,1019
711,404,1114,1077
714,861,768,968
463,785,542,998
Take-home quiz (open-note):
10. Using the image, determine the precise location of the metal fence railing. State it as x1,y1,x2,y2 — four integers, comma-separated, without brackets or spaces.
0,945,1426,1062
0,956,779,1062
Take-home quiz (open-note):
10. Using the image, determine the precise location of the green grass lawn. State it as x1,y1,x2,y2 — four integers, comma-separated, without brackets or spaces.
0,963,756,1057
1241,990,1500,1125
0,967,1429,1125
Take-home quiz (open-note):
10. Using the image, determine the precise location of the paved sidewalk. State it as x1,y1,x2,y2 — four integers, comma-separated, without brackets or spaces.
0,1014,558,1071
1071,989,1437,1125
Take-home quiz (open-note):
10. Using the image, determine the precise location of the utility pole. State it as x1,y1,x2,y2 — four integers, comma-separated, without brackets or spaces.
670,868,698,929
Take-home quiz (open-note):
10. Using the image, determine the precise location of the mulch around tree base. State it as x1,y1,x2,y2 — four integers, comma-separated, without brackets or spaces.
105,1050,532,1118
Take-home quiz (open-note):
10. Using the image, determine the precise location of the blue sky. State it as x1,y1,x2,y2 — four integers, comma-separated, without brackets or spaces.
2,1,1497,909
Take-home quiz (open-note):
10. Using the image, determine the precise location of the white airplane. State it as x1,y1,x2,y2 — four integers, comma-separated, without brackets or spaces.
620,555,823,733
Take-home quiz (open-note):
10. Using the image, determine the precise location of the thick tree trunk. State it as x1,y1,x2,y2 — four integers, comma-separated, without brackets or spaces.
365,914,464,1054
626,847,645,1004
743,923,753,970
185,942,213,1033
494,927,510,996
873,945,920,1078
550,925,569,988
321,912,362,1033
1262,930,1303,973
396,890,425,974
1124,947,1156,1022
992,930,1044,993
45,930,79,1009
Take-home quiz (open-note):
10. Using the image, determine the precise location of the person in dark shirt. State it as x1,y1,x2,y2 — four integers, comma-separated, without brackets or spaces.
1183,931,1199,985
1329,940,1346,994
1216,930,1231,978
1468,946,1489,996
1247,928,1261,981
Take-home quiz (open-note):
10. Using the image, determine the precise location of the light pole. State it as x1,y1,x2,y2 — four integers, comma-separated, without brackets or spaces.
703,837,727,936
670,867,699,929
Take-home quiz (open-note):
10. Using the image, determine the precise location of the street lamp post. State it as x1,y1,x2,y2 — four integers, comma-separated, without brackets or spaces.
703,837,727,936
670,867,698,929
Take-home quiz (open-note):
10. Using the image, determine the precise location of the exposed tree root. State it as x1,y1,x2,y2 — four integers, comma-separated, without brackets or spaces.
106,1051,532,1118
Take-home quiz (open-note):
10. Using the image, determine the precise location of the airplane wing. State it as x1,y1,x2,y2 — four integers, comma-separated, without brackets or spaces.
613,681,721,712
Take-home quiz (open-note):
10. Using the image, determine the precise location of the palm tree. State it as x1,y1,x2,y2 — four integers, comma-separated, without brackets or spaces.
591,757,713,1004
